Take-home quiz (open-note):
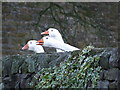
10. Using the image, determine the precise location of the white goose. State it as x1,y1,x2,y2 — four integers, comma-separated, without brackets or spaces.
41,28,64,52
22,40,44,53
36,36,79,52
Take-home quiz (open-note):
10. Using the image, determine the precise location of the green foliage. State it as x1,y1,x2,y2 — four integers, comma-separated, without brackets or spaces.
30,46,101,88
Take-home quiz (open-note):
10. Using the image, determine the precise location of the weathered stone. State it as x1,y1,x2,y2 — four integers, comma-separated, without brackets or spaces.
2,48,119,89
2,3,118,56
2,56,14,77
98,80,109,88
90,49,103,58
99,70,106,80
92,47,120,70
2,52,73,88
3,77,12,83
3,75,17,89
99,50,110,69
117,81,120,90
109,48,120,69
104,68,119,81
2,52,71,76
108,81,118,89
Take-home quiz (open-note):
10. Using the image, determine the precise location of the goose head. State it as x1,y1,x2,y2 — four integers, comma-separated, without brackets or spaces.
22,40,44,53
36,36,57,47
41,28,61,37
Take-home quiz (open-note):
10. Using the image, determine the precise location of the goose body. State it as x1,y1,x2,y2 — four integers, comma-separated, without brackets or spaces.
22,40,44,53
41,28,64,52
36,36,79,52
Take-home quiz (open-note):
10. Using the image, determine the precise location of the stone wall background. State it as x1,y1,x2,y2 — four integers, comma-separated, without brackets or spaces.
98,48,120,89
2,2,118,56
2,48,120,89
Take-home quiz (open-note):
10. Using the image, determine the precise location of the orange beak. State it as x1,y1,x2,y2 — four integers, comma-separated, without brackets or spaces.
41,31,49,35
36,39,44,45
22,44,29,50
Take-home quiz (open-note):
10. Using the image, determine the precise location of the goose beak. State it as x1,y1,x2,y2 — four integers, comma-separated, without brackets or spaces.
36,39,44,45
41,31,49,35
22,44,29,50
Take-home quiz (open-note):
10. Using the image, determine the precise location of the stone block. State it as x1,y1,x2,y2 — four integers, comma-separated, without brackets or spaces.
2,52,71,76
99,55,110,69
109,48,120,69
98,80,109,88
108,81,118,89
99,70,106,80
99,49,113,69
104,68,119,81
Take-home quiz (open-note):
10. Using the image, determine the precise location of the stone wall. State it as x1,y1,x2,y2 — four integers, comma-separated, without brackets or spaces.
2,2,119,89
2,52,71,88
1,48,120,89
2,2,118,56
97,48,120,89
2,2,45,55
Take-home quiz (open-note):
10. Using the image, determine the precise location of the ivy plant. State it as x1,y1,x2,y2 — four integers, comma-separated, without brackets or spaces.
29,46,101,88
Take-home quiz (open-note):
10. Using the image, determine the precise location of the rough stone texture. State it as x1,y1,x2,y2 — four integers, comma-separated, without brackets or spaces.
109,48,120,69
1,2,119,89
99,55,110,70
98,80,109,88
104,68,119,81
98,49,111,69
98,48,119,68
1,48,120,89
99,70,106,80
2,2,118,56
2,51,73,89
2,52,71,77
98,48,120,89
108,81,118,89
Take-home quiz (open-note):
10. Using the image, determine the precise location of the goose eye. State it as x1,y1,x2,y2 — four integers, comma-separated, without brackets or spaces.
30,42,32,44
46,37,48,39
51,30,53,31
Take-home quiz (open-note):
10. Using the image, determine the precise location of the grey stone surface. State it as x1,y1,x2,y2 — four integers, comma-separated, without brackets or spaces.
99,49,111,69
2,48,119,88
2,52,71,77
2,51,77,88
108,81,118,89
2,3,118,56
99,70,106,80
104,68,119,81
98,48,120,70
98,80,109,88
109,48,120,69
